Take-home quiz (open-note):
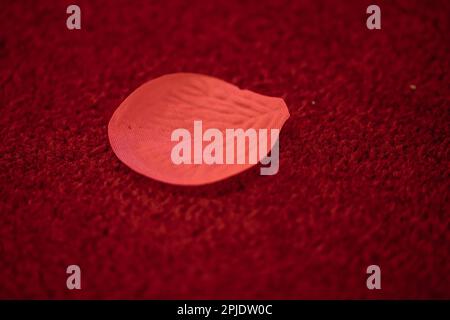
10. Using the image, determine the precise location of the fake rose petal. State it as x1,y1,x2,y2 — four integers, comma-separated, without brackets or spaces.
108,73,289,185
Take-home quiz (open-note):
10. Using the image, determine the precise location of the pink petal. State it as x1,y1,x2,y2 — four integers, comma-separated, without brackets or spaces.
108,73,289,185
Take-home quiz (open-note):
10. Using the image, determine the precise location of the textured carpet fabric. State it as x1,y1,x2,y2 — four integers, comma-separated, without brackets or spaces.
0,0,449,298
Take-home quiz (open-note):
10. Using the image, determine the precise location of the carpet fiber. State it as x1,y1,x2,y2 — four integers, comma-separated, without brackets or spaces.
0,0,449,298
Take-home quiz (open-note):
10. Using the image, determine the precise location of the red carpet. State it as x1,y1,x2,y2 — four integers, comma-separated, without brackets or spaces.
0,0,449,299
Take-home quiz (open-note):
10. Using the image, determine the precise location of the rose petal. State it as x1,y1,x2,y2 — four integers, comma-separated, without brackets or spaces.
108,73,289,185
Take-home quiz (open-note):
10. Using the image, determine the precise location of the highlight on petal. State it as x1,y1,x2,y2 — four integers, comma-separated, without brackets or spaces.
108,73,290,185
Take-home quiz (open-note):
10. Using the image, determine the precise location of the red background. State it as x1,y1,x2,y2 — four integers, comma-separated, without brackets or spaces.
0,0,449,299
